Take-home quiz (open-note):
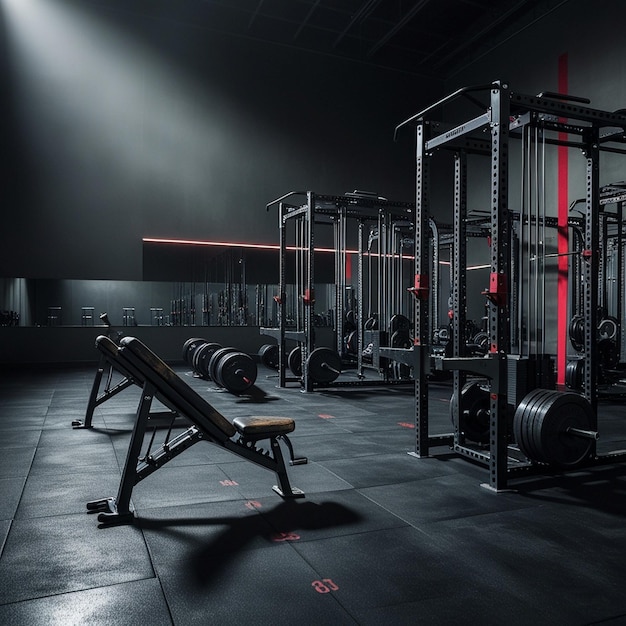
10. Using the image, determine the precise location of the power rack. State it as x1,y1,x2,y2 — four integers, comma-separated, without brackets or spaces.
395,80,626,491
263,190,418,391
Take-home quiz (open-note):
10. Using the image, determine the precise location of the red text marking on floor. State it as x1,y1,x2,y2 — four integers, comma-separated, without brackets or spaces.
312,579,339,594
245,500,262,510
318,414,335,419
271,531,301,542
219,479,239,487
398,422,413,429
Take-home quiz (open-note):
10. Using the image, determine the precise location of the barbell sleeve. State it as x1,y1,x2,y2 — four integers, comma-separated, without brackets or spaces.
566,426,599,440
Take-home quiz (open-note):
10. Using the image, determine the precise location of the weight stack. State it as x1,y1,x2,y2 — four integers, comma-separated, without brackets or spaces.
507,354,556,410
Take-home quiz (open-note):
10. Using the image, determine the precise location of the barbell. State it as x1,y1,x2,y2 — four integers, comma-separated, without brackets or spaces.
287,345,342,384
513,388,596,468
307,347,342,384
213,351,257,393
258,343,279,369
193,342,223,379
451,384,597,467
182,337,209,366
183,338,257,395
450,381,491,444
288,346,302,377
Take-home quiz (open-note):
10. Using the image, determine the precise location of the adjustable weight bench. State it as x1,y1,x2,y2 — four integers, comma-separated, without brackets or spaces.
87,336,306,525
75,335,178,429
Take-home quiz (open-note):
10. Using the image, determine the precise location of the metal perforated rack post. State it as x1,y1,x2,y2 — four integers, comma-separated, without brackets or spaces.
396,80,626,490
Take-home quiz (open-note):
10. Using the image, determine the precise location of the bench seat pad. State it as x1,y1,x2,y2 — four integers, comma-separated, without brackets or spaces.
233,416,295,438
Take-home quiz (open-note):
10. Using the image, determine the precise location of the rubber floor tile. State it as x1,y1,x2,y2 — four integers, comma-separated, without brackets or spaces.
0,446,37,478
359,473,533,524
0,514,154,604
285,431,389,462
319,451,458,489
29,441,119,476
0,477,26,521
418,505,626,626
16,469,122,519
0,416,46,433
159,543,358,625
217,458,353,499
0,578,172,626
256,489,408,542
290,525,476,611
0,519,9,555
37,424,112,447
139,498,276,567
127,463,243,512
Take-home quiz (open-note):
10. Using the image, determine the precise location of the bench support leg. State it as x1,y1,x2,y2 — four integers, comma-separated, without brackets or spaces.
269,437,305,498
88,380,156,524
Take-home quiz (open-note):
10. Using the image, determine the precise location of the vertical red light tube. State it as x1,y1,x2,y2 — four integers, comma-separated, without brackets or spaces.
557,53,569,385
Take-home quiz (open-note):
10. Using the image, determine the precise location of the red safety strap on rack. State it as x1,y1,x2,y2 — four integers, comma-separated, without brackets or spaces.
408,274,429,300
482,272,507,307
302,289,315,306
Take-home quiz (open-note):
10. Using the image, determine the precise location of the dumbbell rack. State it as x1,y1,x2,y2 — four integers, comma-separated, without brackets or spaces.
396,80,626,491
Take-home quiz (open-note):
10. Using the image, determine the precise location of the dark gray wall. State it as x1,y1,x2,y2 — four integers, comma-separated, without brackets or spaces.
444,0,626,201
0,0,441,281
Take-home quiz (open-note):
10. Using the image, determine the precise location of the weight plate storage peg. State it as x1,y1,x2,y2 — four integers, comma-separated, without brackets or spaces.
598,315,619,341
307,347,342,384
450,381,491,444
513,389,596,468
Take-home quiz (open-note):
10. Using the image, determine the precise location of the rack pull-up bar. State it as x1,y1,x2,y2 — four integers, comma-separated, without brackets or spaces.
393,81,500,140
266,191,308,210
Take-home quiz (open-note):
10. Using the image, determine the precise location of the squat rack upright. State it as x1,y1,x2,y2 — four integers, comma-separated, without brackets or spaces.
396,80,626,491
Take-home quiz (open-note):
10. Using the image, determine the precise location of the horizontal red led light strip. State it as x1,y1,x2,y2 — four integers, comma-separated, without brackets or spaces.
142,237,352,254
143,237,488,270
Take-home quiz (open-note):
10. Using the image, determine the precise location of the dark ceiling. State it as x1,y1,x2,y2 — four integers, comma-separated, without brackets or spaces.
197,0,570,77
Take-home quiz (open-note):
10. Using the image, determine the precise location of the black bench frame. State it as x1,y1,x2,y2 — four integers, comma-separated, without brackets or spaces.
76,335,178,429
87,336,306,525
